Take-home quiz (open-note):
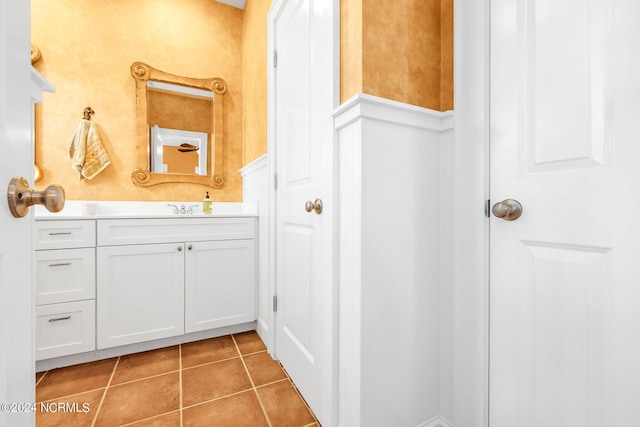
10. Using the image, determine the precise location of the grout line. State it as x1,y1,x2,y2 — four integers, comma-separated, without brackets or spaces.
105,369,182,388
119,409,181,427
179,344,183,427
91,356,120,427
253,378,289,389
279,365,320,424
181,354,242,372
35,371,48,387
38,386,107,404
181,387,255,411
301,423,319,427
232,334,273,427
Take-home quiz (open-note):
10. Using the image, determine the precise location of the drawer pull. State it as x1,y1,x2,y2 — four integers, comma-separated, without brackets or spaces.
48,262,72,267
48,232,72,236
48,316,71,322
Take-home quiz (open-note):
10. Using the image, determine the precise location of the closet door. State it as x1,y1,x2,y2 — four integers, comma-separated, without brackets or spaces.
490,1,640,425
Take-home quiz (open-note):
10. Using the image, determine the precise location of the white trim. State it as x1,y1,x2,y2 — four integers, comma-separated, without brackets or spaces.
334,94,452,426
333,93,454,132
239,153,268,178
147,80,212,99
451,0,490,426
31,66,55,104
215,0,246,10
240,153,270,350
419,415,454,427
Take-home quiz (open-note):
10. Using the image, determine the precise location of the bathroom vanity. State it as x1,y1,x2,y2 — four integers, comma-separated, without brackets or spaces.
34,202,257,367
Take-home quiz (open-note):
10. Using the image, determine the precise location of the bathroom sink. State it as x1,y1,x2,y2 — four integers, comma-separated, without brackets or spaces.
34,200,258,219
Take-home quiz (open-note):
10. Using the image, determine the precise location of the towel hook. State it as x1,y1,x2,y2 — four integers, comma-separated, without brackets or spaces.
83,106,95,120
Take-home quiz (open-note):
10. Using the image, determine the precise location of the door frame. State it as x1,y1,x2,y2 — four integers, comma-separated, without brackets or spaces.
452,0,491,426
266,0,340,424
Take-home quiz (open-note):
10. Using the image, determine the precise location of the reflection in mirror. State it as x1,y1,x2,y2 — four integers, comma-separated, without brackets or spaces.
148,81,211,176
151,126,208,174
130,62,227,188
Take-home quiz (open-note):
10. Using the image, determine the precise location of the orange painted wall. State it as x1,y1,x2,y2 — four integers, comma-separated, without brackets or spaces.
242,0,273,166
32,0,243,201
341,0,454,111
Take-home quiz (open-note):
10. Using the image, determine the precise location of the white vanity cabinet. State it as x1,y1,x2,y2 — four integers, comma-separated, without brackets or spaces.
96,217,257,349
34,220,97,360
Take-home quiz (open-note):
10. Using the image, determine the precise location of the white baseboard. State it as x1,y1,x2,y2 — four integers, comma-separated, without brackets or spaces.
419,415,453,427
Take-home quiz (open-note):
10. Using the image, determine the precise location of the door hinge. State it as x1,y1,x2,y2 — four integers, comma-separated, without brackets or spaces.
485,199,491,217
273,295,278,312
273,50,278,68
273,172,278,191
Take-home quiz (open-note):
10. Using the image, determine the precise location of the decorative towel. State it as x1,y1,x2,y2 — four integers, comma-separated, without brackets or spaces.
69,119,111,180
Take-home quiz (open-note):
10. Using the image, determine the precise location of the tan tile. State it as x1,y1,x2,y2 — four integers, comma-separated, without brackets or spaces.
124,410,181,426
36,358,117,402
93,372,179,427
35,388,103,427
243,352,287,386
233,331,266,354
183,390,268,427
257,380,316,427
181,336,239,368
182,358,252,407
111,346,179,385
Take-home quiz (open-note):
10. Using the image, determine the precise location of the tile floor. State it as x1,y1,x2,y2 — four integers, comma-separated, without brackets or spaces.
35,331,319,426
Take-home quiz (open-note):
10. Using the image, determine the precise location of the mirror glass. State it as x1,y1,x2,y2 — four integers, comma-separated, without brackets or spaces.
148,81,211,176
131,62,227,188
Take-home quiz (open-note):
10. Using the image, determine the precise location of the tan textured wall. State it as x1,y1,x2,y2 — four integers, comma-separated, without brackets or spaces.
441,0,454,111
242,0,273,166
340,0,363,103
32,0,243,201
341,0,453,111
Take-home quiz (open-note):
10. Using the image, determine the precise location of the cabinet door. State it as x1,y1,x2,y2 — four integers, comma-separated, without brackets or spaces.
35,248,95,305
97,243,184,349
185,240,256,333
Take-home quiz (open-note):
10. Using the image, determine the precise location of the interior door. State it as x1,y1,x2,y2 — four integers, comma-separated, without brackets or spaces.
490,1,640,425
0,0,37,425
271,0,337,424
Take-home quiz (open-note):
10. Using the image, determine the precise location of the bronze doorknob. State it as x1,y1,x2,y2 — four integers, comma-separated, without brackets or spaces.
7,177,65,218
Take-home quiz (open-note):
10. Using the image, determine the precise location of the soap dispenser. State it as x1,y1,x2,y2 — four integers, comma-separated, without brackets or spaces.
203,192,212,214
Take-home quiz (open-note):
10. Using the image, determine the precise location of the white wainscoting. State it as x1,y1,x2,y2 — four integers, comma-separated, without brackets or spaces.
239,154,270,347
334,93,454,427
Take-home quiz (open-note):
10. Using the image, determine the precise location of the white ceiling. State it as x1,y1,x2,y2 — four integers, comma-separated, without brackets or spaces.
215,0,246,9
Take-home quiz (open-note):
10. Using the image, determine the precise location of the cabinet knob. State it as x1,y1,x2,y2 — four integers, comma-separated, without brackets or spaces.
177,246,183,252
187,244,193,251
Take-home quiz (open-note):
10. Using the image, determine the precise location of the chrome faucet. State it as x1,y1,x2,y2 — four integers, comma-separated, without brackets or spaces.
187,205,199,215
180,205,186,214
167,204,179,214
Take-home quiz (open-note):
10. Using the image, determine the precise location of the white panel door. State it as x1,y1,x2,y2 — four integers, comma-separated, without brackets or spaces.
271,0,337,424
0,0,36,425
490,1,640,425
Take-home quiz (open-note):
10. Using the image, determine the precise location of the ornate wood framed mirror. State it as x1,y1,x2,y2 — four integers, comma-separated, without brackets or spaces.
130,62,227,188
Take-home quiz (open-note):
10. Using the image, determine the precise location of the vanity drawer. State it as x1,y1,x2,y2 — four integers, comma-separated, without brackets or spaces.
35,300,96,361
35,220,96,250
35,248,96,305
97,217,255,246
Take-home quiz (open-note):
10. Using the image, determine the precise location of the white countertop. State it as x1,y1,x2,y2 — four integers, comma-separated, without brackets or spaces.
34,201,258,220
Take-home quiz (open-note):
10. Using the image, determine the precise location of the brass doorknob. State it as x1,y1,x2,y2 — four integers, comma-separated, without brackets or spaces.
7,177,65,218
304,198,323,215
492,199,522,221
